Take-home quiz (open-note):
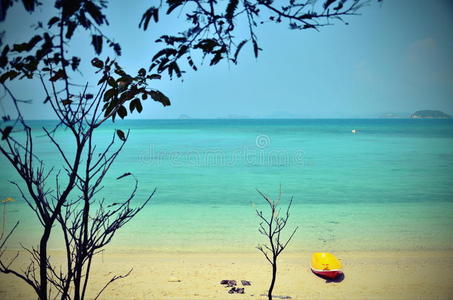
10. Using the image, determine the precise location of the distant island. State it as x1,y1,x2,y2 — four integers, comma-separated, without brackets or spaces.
216,114,251,119
410,110,452,119
178,114,192,120
379,112,409,119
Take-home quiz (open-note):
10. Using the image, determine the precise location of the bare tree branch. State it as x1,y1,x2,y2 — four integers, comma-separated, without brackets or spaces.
255,188,298,300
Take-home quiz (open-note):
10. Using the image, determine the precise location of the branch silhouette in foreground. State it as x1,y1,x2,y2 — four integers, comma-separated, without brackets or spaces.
0,2,163,296
0,57,158,298
255,188,298,300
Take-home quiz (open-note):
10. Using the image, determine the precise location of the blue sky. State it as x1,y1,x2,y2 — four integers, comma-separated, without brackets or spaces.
1,0,453,119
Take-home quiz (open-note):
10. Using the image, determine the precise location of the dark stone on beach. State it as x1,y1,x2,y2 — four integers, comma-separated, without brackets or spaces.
220,280,237,287
228,287,245,294
241,280,251,286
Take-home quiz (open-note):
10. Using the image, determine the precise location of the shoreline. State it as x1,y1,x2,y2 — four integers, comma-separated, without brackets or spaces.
1,249,452,299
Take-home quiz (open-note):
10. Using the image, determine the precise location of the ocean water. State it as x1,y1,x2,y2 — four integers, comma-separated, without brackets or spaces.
1,119,453,253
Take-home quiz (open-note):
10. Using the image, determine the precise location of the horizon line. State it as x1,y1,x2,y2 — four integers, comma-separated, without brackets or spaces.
20,117,443,121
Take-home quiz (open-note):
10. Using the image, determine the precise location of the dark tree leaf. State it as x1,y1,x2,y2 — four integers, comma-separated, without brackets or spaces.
136,99,143,113
26,35,42,49
139,7,158,30
152,48,177,61
48,16,59,28
21,0,36,12
170,62,181,77
117,105,127,119
252,39,259,58
0,2,10,22
0,45,9,68
71,56,81,71
116,172,132,180
147,74,161,80
149,90,171,106
233,40,247,64
210,52,222,66
35,33,53,60
177,44,188,58
112,42,121,56
187,56,197,71
12,35,42,52
323,0,336,10
225,0,239,22
61,99,72,106
104,100,117,117
66,21,77,39
138,68,146,76
334,2,344,10
98,75,107,85
1,126,13,140
56,0,81,19
139,8,151,30
91,57,104,68
117,76,133,86
152,8,159,23
107,76,117,87
103,88,116,102
119,90,134,102
85,1,105,25
129,98,143,113
91,35,103,55
116,129,126,141
166,0,185,15
78,10,91,28
194,39,219,53
0,70,19,83
49,69,67,82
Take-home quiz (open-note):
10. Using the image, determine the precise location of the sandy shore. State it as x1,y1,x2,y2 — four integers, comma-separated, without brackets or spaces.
0,249,452,299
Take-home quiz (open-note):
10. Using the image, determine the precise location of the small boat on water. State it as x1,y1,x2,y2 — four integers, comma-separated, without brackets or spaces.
311,252,343,279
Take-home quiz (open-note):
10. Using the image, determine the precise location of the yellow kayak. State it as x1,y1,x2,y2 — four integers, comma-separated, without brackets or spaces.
310,252,343,279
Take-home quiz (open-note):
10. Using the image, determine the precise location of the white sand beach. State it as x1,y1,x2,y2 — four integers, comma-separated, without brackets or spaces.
1,249,452,299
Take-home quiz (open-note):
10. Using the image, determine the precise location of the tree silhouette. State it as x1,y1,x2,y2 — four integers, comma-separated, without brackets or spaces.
255,188,298,300
0,1,164,299
138,0,382,78
0,0,378,299
0,37,159,300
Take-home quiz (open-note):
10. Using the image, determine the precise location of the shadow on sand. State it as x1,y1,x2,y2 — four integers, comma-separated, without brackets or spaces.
312,271,345,283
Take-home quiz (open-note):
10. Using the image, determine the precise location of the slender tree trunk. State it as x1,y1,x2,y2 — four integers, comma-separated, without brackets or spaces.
39,227,51,300
268,261,277,300
74,251,84,300
74,266,81,300
74,199,90,300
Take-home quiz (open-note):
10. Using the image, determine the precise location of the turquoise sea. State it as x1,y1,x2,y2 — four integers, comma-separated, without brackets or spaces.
1,119,453,253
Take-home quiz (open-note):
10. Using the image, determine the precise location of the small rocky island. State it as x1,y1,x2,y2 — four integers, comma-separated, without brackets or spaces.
178,114,192,119
410,110,452,119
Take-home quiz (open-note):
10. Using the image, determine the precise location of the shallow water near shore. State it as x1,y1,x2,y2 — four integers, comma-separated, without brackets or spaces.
1,119,453,252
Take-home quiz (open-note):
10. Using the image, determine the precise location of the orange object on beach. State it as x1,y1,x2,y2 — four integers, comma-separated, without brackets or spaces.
310,252,343,279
